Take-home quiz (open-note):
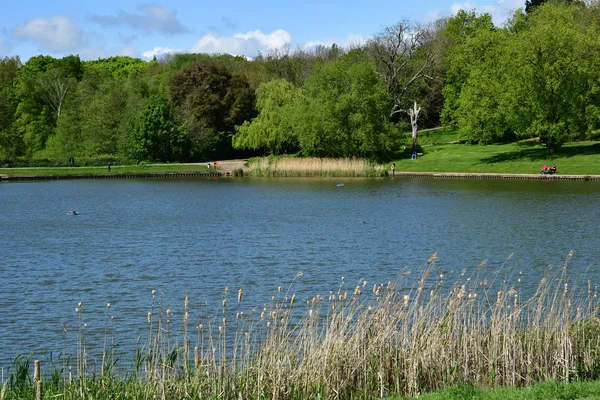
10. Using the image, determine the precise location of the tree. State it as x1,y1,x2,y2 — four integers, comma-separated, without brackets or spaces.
134,96,187,162
440,10,496,131
293,60,393,159
503,2,600,152
368,20,436,121
169,60,256,160
233,79,301,154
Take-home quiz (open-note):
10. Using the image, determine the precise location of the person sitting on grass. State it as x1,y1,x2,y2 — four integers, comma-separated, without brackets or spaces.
549,164,557,174
540,164,549,174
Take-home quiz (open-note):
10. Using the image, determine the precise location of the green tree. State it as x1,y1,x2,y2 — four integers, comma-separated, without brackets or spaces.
233,79,301,154
134,96,187,161
441,10,496,131
503,2,600,152
169,60,256,160
0,56,23,158
293,60,393,159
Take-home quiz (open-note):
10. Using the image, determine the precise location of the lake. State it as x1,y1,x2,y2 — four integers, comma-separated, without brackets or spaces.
1,177,599,369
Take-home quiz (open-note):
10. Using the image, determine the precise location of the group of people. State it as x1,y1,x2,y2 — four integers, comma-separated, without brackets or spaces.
540,163,557,175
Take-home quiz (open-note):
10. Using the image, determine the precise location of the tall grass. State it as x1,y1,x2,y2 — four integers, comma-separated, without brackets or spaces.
3,255,600,399
248,156,387,177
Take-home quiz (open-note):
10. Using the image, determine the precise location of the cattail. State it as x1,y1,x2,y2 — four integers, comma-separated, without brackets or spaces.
184,312,189,321
222,298,227,313
198,324,204,331
278,286,282,294
167,309,171,316
223,317,226,328
238,288,243,304
260,311,265,320
78,302,83,308
296,271,303,277
62,322,67,333
439,274,444,279
403,295,410,307
107,303,111,308
427,252,437,263
152,290,156,297
147,312,152,324
309,309,314,318
457,285,465,299
219,326,223,334
497,291,503,303
75,307,80,314
184,294,189,307
363,280,367,287
564,283,569,294
291,294,296,304
354,286,362,295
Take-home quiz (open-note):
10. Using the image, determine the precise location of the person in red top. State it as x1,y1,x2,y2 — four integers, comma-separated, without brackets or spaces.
540,164,549,174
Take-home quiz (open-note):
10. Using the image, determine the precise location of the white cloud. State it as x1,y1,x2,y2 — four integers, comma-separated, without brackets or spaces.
188,29,292,58
142,46,182,59
423,0,523,26
12,15,86,53
90,4,190,35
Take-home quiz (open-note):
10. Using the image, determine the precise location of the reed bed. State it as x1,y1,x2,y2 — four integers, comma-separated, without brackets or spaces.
248,156,387,177
3,255,600,399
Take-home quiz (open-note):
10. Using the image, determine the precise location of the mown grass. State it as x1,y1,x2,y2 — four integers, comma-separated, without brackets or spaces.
2,255,600,399
247,156,387,177
394,140,600,175
0,163,211,176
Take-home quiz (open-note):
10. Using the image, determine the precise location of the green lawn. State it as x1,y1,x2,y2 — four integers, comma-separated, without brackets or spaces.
393,380,600,400
394,140,600,175
0,163,211,176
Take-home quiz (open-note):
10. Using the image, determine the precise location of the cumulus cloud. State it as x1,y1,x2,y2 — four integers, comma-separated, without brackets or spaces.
90,4,190,35
12,15,86,53
423,0,523,26
142,46,183,59
188,29,292,57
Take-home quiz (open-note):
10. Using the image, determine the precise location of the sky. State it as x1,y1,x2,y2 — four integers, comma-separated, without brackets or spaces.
0,0,524,62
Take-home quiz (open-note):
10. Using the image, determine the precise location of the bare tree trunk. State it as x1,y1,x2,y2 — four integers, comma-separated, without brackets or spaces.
408,101,421,151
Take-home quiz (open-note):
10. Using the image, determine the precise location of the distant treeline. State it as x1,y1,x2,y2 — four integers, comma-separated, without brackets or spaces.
1,1,599,164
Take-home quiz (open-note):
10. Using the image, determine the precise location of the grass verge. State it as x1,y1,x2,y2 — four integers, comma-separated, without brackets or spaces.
0,164,211,176
393,140,600,175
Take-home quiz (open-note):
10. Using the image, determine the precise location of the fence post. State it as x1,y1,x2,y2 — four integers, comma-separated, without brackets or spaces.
34,360,43,400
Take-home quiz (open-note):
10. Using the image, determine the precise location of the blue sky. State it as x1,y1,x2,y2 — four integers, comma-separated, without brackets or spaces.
0,0,524,62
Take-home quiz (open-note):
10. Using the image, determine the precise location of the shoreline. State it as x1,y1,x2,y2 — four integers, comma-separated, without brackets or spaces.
3,170,600,182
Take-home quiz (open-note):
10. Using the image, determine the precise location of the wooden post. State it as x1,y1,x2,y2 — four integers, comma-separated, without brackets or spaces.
34,360,43,400
194,346,199,370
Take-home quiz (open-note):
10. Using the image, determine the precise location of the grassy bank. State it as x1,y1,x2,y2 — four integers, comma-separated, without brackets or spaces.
395,139,600,175
0,163,211,176
3,256,600,399
403,380,600,400
247,156,387,177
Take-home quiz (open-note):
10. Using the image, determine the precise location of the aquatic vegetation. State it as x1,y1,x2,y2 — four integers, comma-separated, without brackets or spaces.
247,156,387,177
3,254,600,399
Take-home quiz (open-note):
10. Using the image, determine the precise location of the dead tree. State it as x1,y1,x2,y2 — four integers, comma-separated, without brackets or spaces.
408,101,421,151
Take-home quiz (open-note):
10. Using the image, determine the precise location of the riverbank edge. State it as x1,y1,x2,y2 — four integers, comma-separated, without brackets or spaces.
3,171,600,182
0,171,223,182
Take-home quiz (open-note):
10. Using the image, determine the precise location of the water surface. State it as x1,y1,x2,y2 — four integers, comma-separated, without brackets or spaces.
1,177,599,368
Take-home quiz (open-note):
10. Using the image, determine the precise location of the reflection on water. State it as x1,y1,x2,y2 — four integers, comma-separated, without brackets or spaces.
1,177,599,367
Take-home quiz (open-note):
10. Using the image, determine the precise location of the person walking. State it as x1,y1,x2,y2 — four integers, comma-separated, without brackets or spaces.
391,163,396,177
108,161,111,172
